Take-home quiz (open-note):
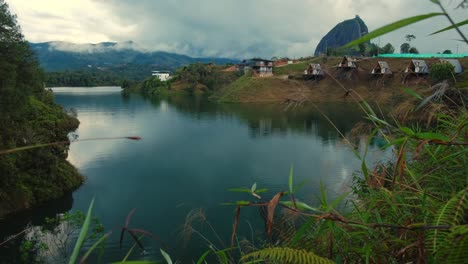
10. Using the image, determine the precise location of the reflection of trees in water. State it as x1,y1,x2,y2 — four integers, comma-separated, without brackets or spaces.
0,192,73,263
155,95,366,142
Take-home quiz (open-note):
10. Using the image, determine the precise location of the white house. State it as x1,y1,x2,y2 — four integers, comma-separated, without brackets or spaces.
151,71,171,81
405,60,429,74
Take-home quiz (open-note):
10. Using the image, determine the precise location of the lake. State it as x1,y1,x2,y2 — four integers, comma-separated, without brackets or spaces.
0,87,388,263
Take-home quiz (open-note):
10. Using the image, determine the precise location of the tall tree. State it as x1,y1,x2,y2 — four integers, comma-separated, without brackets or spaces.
409,47,419,54
400,43,411,53
381,43,395,54
442,49,452,54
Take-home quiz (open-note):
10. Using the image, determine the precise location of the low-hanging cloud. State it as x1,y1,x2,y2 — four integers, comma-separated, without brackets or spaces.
8,0,468,58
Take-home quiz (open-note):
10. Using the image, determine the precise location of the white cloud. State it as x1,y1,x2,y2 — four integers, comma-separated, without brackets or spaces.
6,0,468,58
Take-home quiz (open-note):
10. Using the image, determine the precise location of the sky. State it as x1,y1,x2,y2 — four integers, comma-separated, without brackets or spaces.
6,0,468,58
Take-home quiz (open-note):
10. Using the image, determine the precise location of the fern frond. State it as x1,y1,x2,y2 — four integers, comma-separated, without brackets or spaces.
241,247,334,264
426,188,468,255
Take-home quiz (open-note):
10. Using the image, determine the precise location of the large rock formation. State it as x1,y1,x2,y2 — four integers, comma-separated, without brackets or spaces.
314,15,368,56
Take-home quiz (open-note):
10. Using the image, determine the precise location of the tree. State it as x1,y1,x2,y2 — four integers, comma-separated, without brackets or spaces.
400,43,411,53
405,34,416,42
442,49,452,54
368,44,379,56
358,43,366,55
381,43,395,54
409,47,419,54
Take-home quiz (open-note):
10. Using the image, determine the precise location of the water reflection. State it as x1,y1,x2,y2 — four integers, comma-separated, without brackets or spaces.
1,88,389,262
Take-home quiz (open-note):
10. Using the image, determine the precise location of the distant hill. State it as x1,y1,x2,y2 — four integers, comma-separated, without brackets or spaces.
314,15,368,56
29,41,238,72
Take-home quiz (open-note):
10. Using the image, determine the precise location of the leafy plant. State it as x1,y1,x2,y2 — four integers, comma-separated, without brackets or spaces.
241,247,334,264
430,62,455,82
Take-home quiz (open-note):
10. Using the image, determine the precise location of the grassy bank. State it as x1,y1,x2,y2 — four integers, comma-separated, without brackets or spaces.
213,57,468,104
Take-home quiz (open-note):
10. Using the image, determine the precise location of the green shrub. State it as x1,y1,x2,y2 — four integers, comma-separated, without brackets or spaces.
430,63,455,82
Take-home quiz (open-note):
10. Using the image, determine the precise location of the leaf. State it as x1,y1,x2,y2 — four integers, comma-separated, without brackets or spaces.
267,192,284,235
69,197,95,264
430,19,468,35
79,231,112,264
112,260,158,264
402,87,423,100
416,132,450,142
280,201,319,212
196,249,212,264
120,208,136,249
127,228,168,250
343,13,444,47
227,188,251,193
250,182,257,193
400,127,415,136
288,165,294,194
160,248,173,264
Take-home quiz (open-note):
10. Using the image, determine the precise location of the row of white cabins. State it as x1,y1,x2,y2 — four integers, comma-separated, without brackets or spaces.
150,57,464,81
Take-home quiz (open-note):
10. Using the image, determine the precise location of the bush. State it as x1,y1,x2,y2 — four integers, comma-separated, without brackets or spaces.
430,63,455,82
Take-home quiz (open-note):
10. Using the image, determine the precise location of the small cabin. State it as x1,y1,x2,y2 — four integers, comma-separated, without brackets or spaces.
405,60,429,74
338,56,357,69
439,59,463,74
152,71,171,81
371,61,392,75
244,58,274,77
304,63,324,76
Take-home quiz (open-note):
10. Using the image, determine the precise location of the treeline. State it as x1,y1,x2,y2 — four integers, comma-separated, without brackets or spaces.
45,64,158,87
124,63,241,96
45,70,121,87
0,2,83,217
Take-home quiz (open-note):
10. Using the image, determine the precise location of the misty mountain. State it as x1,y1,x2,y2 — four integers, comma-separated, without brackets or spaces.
314,15,368,56
29,41,239,72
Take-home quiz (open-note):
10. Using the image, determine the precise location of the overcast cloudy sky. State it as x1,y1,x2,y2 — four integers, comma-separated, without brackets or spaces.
7,0,468,58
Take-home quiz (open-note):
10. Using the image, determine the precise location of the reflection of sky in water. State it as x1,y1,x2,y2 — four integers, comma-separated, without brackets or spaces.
52,88,390,261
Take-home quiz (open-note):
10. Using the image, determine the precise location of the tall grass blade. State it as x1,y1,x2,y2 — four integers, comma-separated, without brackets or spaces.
429,19,468,35
343,13,444,47
69,197,95,264
160,248,173,264
79,231,112,264
288,165,294,194
112,261,159,264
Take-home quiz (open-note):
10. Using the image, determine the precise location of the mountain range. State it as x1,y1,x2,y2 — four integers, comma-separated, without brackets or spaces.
29,41,238,72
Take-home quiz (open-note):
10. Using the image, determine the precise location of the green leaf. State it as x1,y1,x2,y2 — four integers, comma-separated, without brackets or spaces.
160,248,173,264
402,87,423,100
250,182,257,193
430,19,468,35
343,13,444,47
430,0,440,3
112,260,158,264
288,165,294,194
416,132,450,141
196,249,211,264
227,188,251,193
280,201,319,212
69,197,95,264
382,137,407,149
400,127,415,136
79,231,112,264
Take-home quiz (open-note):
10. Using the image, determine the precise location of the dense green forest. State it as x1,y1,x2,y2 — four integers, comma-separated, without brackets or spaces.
0,2,83,217
44,64,156,87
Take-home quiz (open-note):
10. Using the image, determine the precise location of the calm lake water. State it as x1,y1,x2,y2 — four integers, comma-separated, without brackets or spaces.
1,87,388,263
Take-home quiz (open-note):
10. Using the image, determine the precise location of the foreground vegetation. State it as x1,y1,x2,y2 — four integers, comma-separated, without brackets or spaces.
1,0,466,263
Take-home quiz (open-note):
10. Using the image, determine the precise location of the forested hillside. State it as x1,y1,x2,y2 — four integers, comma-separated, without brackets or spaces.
0,2,83,217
